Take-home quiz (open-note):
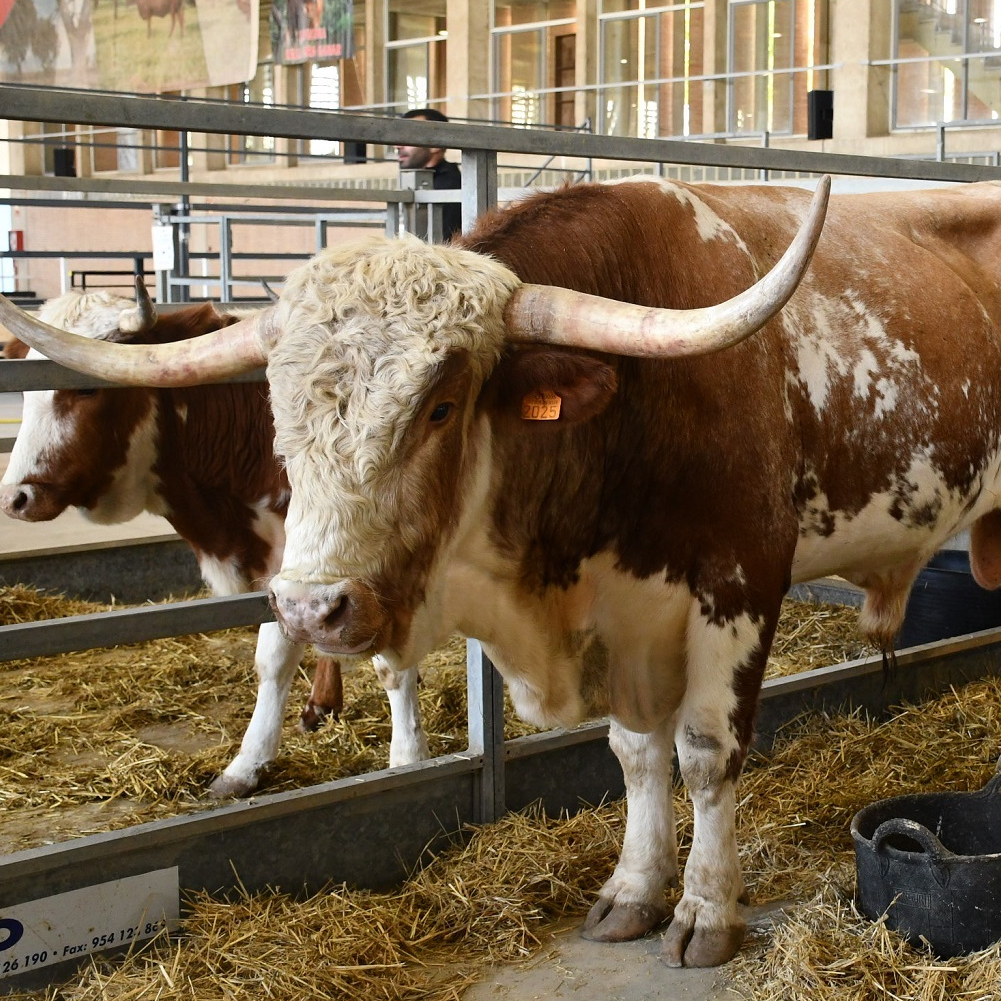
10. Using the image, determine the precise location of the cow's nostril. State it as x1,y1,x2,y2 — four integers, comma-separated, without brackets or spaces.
11,490,28,512
322,593,350,629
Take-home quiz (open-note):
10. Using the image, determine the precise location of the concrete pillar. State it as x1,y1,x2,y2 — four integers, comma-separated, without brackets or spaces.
831,0,890,140
273,67,300,168
702,0,728,136
575,0,598,130
365,0,386,109
446,0,489,121
188,88,228,173
15,123,45,175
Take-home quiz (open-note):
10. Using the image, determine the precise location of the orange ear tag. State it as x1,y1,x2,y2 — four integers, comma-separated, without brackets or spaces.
521,390,562,421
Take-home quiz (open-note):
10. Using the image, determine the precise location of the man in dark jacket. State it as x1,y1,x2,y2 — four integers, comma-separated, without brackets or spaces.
397,107,462,242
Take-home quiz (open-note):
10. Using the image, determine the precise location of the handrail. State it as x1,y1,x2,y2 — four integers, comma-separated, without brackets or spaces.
2,84,1000,183
522,118,594,187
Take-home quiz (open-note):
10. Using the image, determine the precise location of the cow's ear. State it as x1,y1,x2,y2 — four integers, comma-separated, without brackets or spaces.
490,347,618,426
3,338,29,359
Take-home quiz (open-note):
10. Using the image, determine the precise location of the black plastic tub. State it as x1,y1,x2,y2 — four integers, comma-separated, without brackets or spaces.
851,772,1001,956
899,549,1001,649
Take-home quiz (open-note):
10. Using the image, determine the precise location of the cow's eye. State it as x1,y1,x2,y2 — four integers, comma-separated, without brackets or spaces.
75,388,98,398
429,402,452,423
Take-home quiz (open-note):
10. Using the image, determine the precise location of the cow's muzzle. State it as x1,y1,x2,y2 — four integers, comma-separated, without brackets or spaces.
0,482,66,521
268,577,387,656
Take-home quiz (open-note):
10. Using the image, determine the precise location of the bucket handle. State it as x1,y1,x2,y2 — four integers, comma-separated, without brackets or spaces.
871,817,954,886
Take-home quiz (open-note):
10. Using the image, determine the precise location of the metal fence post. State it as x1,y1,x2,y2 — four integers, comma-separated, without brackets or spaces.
219,217,233,302
399,168,433,238
459,148,498,233
385,203,401,238
466,639,506,823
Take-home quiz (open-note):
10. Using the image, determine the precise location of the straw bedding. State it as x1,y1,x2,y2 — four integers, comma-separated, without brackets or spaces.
3,585,1001,999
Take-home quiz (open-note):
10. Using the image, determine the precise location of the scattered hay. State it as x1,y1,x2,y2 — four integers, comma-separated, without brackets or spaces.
7,676,1001,1001
766,598,872,677
5,804,627,1001
0,585,874,854
734,883,1001,1001
1,580,996,1000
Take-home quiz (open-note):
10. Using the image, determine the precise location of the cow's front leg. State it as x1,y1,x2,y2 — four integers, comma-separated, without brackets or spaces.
660,602,774,967
209,621,304,797
373,659,430,767
582,716,676,942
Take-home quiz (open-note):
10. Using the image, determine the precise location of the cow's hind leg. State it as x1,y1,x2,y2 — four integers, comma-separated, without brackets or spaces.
299,656,343,732
582,716,675,942
209,621,304,798
660,600,776,968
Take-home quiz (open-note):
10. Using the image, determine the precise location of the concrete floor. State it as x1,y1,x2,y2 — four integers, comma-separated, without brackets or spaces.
463,923,731,1001
462,900,795,1001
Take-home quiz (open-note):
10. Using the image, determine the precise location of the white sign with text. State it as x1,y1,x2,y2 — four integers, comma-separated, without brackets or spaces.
0,867,179,979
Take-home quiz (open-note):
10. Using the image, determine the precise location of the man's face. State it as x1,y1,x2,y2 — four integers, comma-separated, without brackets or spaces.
397,142,435,170
397,116,443,170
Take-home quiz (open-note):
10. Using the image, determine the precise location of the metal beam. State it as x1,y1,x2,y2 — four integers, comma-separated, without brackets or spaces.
0,172,413,204
0,592,272,661
0,359,266,391
3,85,1001,181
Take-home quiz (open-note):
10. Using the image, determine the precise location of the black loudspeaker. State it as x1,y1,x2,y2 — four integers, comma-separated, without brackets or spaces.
344,142,367,164
53,147,77,177
807,90,834,141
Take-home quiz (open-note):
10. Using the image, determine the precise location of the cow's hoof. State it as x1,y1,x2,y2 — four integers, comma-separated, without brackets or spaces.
581,899,669,942
207,773,256,799
298,704,338,733
659,917,745,968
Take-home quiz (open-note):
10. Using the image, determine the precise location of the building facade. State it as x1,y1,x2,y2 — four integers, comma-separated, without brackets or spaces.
6,0,1001,186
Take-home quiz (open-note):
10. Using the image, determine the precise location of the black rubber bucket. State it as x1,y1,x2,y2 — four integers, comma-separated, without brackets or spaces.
851,772,1001,956
898,549,1001,649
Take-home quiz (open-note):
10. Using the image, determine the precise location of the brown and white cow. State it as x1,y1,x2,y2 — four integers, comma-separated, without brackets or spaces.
0,286,430,796
10,175,1001,968
134,0,184,37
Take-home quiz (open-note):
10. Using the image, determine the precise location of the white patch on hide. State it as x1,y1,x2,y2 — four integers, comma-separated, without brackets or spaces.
198,554,248,596
788,291,923,417
792,447,1001,584
2,389,63,487
37,289,136,338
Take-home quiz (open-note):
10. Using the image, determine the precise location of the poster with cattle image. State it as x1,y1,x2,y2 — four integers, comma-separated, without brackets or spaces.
0,0,257,93
269,0,351,64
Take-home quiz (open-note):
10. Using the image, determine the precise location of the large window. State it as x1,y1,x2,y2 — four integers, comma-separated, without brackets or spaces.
598,0,704,139
492,1,577,128
305,64,342,157
894,0,1001,128
386,0,447,113
728,0,828,136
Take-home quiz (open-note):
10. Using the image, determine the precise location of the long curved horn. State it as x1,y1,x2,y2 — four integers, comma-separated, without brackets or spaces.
0,294,275,387
503,175,831,357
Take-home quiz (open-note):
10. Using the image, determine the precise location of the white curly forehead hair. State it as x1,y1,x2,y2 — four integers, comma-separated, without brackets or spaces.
267,234,522,478
37,289,141,339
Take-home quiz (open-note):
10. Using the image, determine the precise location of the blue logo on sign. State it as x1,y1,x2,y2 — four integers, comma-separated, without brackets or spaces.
0,919,24,951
